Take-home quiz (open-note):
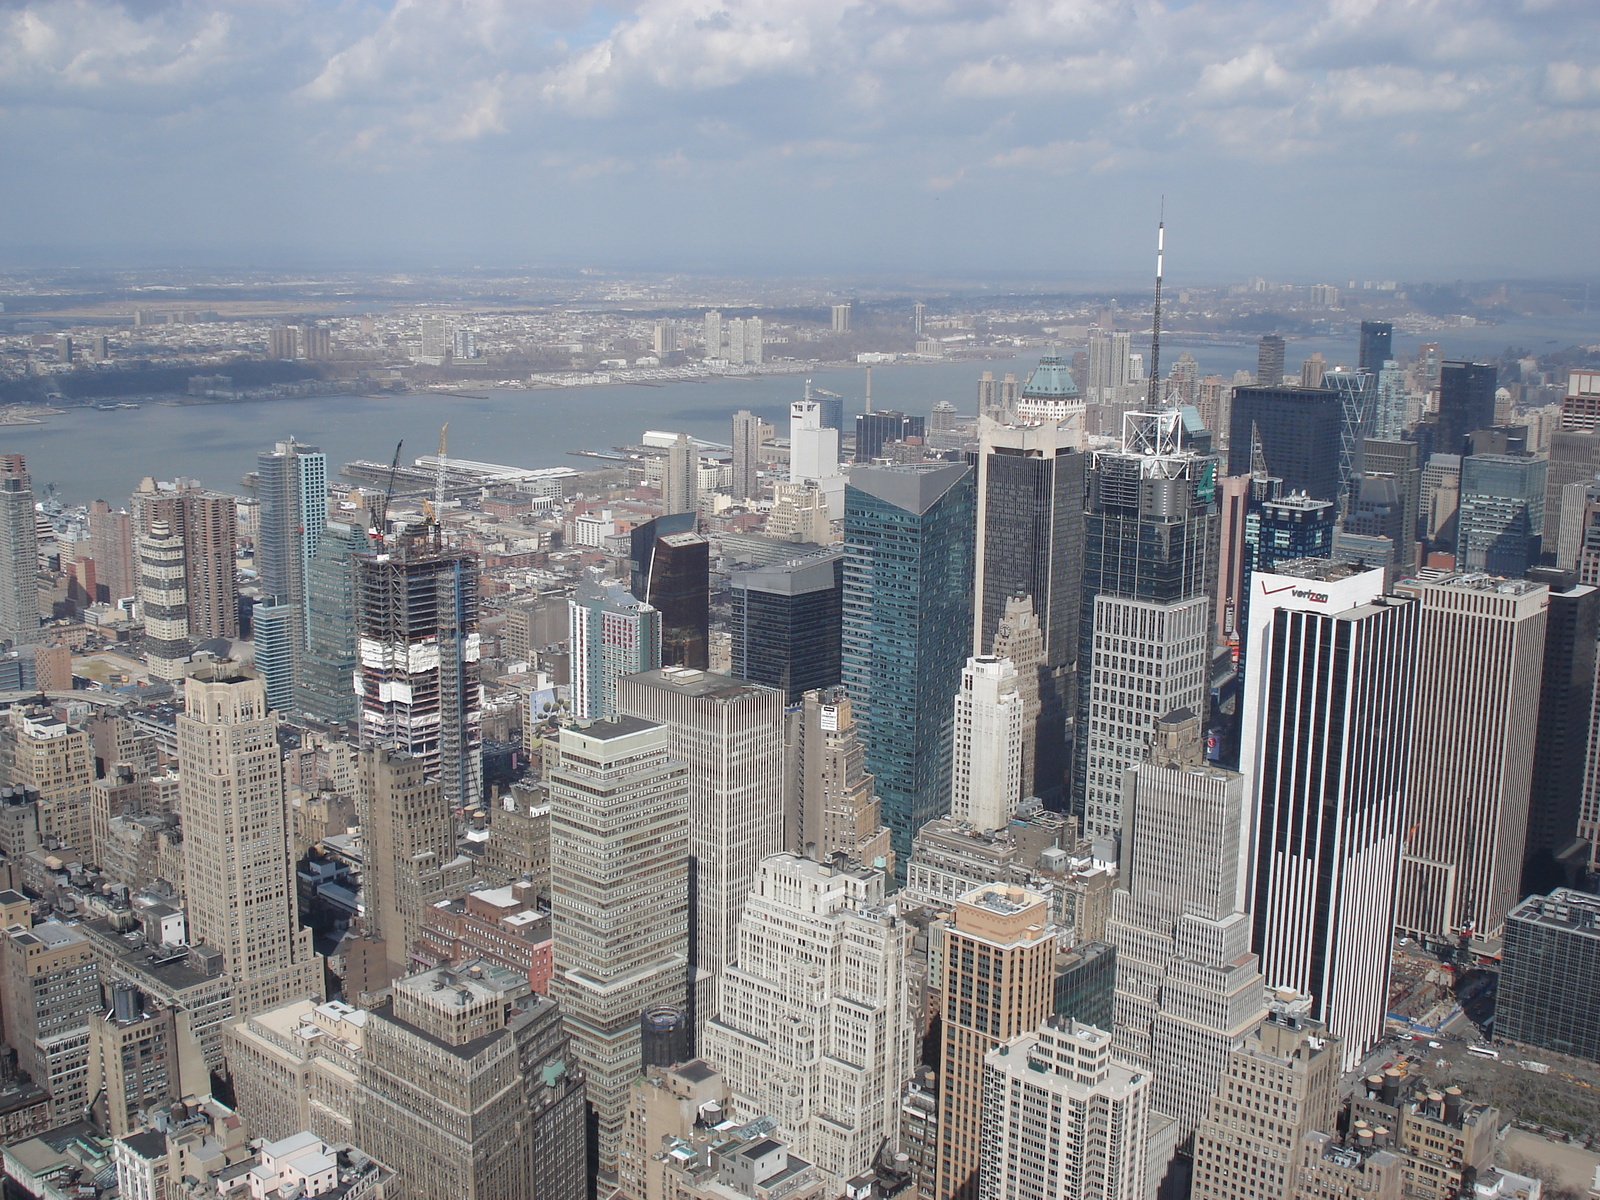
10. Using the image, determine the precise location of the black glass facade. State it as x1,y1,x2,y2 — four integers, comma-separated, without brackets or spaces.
1437,361,1498,455
1227,385,1344,504
729,552,843,702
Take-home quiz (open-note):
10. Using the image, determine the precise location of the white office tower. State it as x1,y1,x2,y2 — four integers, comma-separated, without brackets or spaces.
1395,573,1546,946
746,316,764,364
978,1018,1150,1200
702,853,914,1190
789,394,846,520
616,669,785,1038
950,656,1023,831
1105,709,1267,1146
1240,559,1417,1072
704,309,723,357
548,718,690,1184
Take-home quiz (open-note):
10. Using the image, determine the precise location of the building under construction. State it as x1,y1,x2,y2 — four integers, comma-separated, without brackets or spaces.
353,524,483,812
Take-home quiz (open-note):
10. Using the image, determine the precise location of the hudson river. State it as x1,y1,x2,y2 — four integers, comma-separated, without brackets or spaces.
10,315,1595,505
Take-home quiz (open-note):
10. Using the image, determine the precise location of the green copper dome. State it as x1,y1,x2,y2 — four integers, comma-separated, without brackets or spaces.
1021,347,1080,399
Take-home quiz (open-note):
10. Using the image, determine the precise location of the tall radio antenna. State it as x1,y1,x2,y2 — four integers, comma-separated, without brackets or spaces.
1149,198,1165,405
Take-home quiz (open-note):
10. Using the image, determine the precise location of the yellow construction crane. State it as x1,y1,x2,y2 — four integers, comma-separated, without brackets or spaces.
434,422,449,520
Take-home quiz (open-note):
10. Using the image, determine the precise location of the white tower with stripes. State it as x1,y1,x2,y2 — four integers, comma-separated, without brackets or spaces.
1239,558,1417,1072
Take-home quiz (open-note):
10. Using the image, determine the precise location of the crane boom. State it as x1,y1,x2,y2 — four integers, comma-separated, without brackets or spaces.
435,423,448,521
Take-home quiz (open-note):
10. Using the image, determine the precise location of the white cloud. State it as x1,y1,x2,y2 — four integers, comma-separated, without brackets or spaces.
0,0,1597,272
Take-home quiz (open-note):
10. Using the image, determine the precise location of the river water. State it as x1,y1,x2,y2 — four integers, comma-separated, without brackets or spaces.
10,313,1596,505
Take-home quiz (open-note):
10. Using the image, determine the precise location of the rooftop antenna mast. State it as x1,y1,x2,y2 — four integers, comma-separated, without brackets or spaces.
1149,199,1165,405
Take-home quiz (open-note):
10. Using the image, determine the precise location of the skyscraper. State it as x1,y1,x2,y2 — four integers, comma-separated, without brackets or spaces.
791,686,892,867
1076,409,1218,837
842,462,974,869
354,962,587,1200
1226,386,1344,503
250,600,298,712
1540,370,1600,561
791,393,841,483
831,302,851,333
0,455,41,645
1240,560,1415,1071
360,745,473,983
1437,360,1498,454
644,531,709,669
1456,452,1547,574
729,548,843,702
547,718,690,1182
87,500,136,604
1106,710,1267,1145
137,520,191,680
1189,1012,1342,1200
1395,574,1546,945
294,520,371,727
353,528,482,812
616,669,785,1034
979,1019,1151,1200
1362,437,1421,571
1256,334,1286,386
1014,348,1087,424
950,655,1022,830
1372,360,1410,440
971,417,1085,801
131,481,240,640
1522,570,1597,891
1358,321,1393,373
701,854,914,1190
254,438,326,612
730,409,762,502
178,664,320,1017
1496,889,1600,1063
703,310,722,358
663,432,698,516
569,573,661,720
853,410,925,462
989,596,1049,803
934,884,1058,1200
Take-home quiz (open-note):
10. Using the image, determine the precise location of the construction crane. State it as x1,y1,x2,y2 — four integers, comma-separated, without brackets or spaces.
372,438,404,546
435,423,449,519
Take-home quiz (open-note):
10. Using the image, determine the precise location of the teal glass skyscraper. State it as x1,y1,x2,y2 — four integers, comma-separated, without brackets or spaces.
295,519,372,727
841,462,974,870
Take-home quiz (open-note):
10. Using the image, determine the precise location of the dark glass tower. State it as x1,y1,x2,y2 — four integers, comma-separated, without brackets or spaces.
1227,386,1344,504
1358,321,1393,373
1437,361,1498,455
842,462,974,871
854,410,926,462
1075,410,1219,836
646,531,709,669
973,420,1086,802
1523,569,1598,895
730,548,843,702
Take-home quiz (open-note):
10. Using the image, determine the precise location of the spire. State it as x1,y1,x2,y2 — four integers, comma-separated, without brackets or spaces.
1149,199,1165,405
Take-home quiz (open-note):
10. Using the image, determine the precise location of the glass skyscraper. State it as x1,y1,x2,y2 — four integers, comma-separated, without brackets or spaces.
1457,452,1548,574
1075,410,1219,836
842,462,974,870
729,547,843,702
295,519,371,726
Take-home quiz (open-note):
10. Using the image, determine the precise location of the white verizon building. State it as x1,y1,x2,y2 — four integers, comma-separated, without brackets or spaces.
1239,559,1417,1072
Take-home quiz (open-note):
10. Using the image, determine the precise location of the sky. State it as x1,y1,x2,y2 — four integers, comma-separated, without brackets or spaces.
2,0,1598,280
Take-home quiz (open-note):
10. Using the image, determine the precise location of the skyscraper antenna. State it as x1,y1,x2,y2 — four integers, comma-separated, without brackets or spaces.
1150,199,1164,405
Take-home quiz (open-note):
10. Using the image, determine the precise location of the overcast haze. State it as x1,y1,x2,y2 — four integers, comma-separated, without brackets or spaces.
4,0,1597,279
